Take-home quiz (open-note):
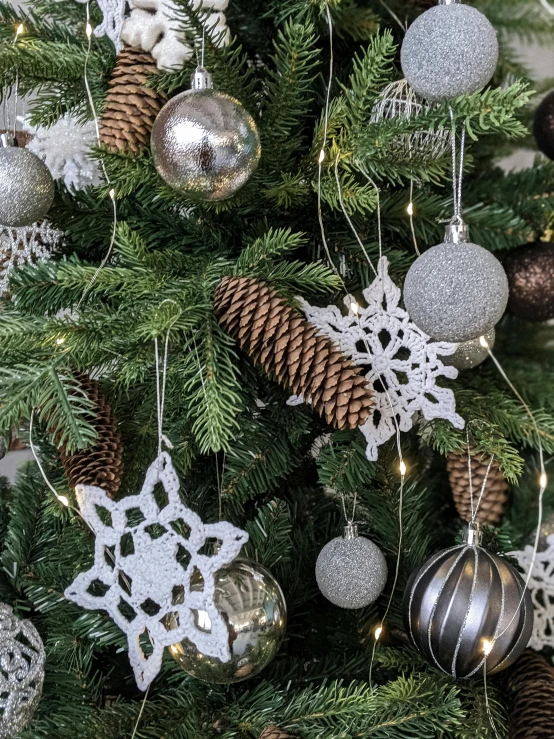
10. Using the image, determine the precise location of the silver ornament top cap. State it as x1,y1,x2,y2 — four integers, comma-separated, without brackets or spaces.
444,219,469,244
343,523,359,539
438,0,462,4
191,66,213,91
0,132,16,148
463,522,481,547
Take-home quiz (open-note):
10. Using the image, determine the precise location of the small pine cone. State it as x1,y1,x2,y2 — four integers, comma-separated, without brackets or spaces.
447,450,508,525
508,650,554,738
214,276,374,430
58,375,123,498
99,46,166,155
259,727,295,739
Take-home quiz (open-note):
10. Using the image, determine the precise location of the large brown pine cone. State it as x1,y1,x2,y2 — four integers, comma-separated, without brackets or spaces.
508,650,554,738
58,375,123,498
99,46,166,154
447,450,508,525
259,727,295,739
214,276,374,430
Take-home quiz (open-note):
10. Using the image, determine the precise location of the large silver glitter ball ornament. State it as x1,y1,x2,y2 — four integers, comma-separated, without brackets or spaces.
0,146,54,228
151,82,261,202
0,603,45,738
401,1,498,102
168,558,286,683
315,524,388,609
404,525,533,678
443,329,495,371
404,234,509,343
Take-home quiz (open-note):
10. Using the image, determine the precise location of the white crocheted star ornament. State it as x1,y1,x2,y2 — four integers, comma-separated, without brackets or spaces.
297,256,464,460
511,535,554,653
65,452,248,690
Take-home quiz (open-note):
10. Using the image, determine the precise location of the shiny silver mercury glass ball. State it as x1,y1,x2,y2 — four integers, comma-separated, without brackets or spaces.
168,558,286,683
0,138,54,228
401,0,498,103
443,328,495,371
404,222,509,343
151,67,261,202
316,524,388,609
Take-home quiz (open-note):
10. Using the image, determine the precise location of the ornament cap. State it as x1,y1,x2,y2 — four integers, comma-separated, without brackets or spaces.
191,66,214,91
438,0,462,4
463,522,481,547
0,132,16,148
343,523,359,539
444,219,469,244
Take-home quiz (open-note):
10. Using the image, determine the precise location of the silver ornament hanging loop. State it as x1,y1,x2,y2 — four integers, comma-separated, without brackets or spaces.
343,523,359,540
438,0,462,4
463,522,481,547
444,218,469,244
0,132,16,148
190,66,213,91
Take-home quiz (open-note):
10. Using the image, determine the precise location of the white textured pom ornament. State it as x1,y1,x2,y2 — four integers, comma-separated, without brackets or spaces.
64,452,249,690
401,0,498,103
297,256,464,461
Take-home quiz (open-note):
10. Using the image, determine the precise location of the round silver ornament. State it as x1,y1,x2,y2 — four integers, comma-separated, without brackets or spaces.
443,329,495,370
0,603,45,738
403,524,533,678
168,558,286,683
404,223,509,343
401,1,498,102
151,67,261,202
315,524,388,609
0,139,54,228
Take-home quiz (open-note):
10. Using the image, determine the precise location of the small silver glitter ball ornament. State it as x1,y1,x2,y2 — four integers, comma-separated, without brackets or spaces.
0,603,45,738
168,558,286,683
401,0,498,103
315,524,388,609
443,329,495,370
404,524,533,678
0,137,54,228
151,67,261,202
404,222,509,343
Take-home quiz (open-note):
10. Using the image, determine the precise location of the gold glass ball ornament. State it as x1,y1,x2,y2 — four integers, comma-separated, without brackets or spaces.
168,558,286,683
151,67,261,202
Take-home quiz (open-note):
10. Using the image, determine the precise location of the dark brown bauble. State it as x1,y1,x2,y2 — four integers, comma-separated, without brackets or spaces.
504,242,554,322
534,90,554,160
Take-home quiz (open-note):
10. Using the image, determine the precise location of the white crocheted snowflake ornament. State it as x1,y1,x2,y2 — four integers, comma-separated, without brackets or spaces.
511,535,554,653
75,0,129,51
297,256,464,460
65,452,248,690
122,0,230,71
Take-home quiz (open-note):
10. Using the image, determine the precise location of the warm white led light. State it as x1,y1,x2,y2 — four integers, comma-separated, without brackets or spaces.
57,494,70,507
86,22,93,38
407,202,414,216
109,188,116,200
16,24,24,37
375,626,383,641
399,460,407,476
350,301,359,316
56,337,65,345
540,472,548,489
483,639,494,656
479,336,489,349
319,149,325,164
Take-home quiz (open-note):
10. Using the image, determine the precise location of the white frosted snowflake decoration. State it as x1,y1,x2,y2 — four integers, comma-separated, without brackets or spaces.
297,256,464,460
511,535,554,653
23,115,102,192
122,0,230,71
65,452,248,690
75,0,129,51
0,222,61,297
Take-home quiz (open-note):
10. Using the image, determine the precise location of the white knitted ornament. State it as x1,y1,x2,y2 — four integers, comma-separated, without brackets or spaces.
65,452,248,690
295,257,464,460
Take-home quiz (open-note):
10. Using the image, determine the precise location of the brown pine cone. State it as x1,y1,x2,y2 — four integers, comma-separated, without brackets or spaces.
508,650,554,738
447,450,508,525
58,375,123,498
99,46,166,154
214,276,374,430
259,727,295,739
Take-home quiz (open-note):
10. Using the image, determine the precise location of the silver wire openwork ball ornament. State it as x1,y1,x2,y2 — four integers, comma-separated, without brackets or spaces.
400,1,498,103
403,223,509,343
0,142,54,228
315,524,388,609
0,603,45,738
168,558,286,683
443,329,495,371
151,67,261,202
403,525,533,678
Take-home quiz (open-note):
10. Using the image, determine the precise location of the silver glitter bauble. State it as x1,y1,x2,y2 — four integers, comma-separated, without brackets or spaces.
443,329,495,370
0,146,54,228
0,603,45,738
315,524,388,609
404,227,509,343
151,68,260,202
404,524,533,678
168,558,286,683
534,512,554,551
401,2,498,102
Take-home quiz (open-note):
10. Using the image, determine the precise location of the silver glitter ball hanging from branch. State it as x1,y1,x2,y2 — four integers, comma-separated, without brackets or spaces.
151,67,261,202
401,0,498,102
315,524,388,609
0,136,55,228
403,524,533,678
0,603,45,738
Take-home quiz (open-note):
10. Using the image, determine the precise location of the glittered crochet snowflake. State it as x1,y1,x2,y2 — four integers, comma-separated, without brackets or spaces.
297,256,464,460
511,535,554,653
0,222,61,297
65,452,248,690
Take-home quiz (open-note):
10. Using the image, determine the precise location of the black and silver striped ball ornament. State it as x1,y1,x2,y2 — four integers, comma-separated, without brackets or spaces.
403,524,533,677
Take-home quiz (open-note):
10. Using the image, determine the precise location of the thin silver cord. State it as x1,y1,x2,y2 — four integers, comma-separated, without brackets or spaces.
483,660,502,739
378,0,407,30
457,126,466,219
449,107,458,218
154,332,171,456
539,0,554,14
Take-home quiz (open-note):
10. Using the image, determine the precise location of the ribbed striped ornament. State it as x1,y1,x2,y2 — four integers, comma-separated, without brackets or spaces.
403,524,533,678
